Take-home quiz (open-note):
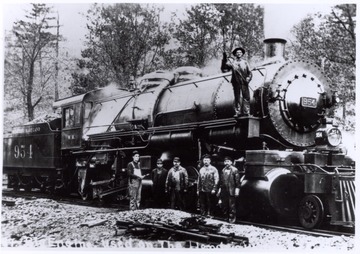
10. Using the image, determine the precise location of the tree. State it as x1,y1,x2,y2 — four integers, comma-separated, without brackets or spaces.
71,3,172,93
6,3,60,121
173,3,264,68
289,4,356,131
173,4,219,68
213,3,264,59
70,59,98,94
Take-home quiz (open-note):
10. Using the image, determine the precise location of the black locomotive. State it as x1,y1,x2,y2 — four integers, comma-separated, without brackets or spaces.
3,38,355,229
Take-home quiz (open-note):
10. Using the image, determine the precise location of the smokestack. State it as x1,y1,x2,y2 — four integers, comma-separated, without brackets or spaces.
263,38,287,63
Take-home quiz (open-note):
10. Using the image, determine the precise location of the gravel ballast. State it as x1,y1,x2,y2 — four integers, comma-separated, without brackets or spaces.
0,197,356,251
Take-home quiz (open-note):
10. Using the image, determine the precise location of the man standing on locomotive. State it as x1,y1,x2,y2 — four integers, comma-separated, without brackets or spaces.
197,154,219,217
217,156,241,223
151,158,168,208
165,157,188,211
223,47,252,117
127,150,145,210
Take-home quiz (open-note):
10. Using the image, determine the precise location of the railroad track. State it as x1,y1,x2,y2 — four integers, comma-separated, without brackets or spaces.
2,188,128,210
2,188,355,238
207,213,355,238
235,219,355,238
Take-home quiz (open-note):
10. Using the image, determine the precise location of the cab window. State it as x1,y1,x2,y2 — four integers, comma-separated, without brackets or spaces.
74,103,81,125
64,103,81,128
84,102,93,120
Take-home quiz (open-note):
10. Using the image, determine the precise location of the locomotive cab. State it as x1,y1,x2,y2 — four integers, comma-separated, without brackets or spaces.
53,94,86,150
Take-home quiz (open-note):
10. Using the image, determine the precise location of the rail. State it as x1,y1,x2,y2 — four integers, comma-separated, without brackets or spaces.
115,216,249,246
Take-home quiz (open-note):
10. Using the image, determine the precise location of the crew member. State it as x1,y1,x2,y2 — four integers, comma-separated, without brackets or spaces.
165,157,188,211
197,154,219,217
224,47,252,117
217,156,241,223
127,150,144,210
151,158,168,208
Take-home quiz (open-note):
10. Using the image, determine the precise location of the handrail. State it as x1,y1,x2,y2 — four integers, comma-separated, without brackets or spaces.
71,142,150,154
168,72,232,89
295,163,355,176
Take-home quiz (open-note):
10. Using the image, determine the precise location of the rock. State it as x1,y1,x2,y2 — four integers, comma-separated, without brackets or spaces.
80,219,108,228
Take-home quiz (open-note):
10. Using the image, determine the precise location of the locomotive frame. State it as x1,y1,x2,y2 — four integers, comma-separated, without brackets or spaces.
3,38,355,230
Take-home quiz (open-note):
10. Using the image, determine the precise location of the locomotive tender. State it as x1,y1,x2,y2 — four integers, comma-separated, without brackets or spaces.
3,38,355,229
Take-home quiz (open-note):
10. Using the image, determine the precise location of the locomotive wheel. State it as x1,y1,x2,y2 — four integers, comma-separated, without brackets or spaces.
34,176,49,193
17,174,33,192
80,192,90,201
78,186,92,200
298,195,324,229
8,175,20,191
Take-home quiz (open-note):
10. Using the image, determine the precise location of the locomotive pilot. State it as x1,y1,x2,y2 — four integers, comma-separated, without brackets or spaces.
197,154,219,217
127,150,146,210
217,156,241,223
165,157,188,211
223,47,252,117
151,158,169,208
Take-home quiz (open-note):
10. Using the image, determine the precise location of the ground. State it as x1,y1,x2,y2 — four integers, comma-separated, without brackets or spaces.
0,197,355,252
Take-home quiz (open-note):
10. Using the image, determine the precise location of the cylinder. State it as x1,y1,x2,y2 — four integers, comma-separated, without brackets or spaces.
240,167,303,217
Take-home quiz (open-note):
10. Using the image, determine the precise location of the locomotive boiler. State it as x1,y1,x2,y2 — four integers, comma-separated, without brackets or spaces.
3,38,355,229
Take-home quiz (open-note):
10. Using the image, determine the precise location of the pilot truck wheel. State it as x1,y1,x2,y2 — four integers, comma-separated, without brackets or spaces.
298,194,324,229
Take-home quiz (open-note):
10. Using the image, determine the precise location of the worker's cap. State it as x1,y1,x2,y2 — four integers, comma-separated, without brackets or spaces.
173,157,181,162
224,156,233,161
157,159,163,164
202,154,211,159
232,47,245,56
132,150,139,156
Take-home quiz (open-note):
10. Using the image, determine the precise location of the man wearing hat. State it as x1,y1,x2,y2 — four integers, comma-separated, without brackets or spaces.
165,157,188,211
197,154,219,217
151,158,168,208
224,47,253,117
127,150,145,210
217,156,241,223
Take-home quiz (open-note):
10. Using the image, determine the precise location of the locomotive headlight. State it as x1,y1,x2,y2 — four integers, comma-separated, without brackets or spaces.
315,127,342,147
327,127,342,146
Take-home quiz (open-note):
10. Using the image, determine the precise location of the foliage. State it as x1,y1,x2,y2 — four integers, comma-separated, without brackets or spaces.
4,3,354,134
172,3,264,68
4,3,60,122
70,3,172,93
289,4,356,132
172,4,219,68
71,3,264,91
213,3,264,59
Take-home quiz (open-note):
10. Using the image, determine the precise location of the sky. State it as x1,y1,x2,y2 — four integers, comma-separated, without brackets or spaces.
263,3,332,38
1,1,345,57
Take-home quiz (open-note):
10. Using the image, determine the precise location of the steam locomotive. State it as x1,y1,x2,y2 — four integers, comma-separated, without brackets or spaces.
3,38,355,229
